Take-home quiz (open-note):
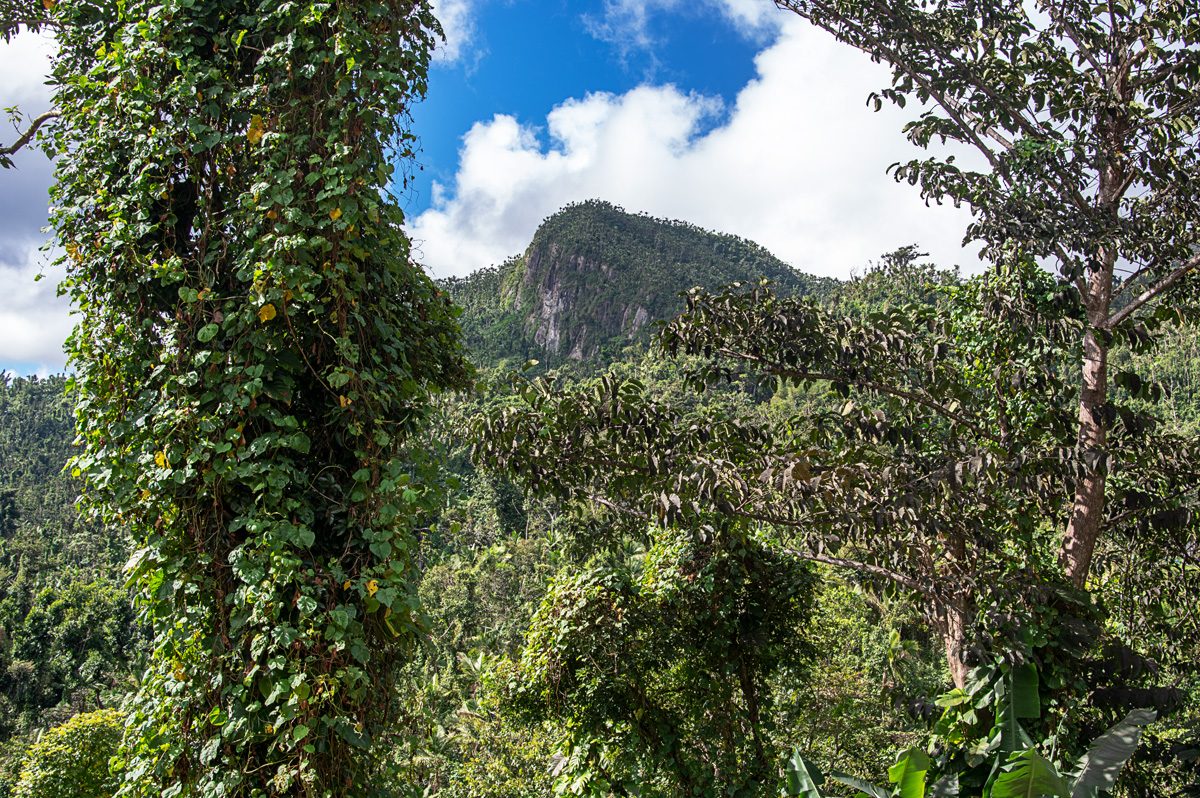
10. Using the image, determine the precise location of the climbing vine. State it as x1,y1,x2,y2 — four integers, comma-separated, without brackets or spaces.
49,0,468,795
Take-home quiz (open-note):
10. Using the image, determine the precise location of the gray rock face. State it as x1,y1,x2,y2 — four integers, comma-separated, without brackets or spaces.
522,243,654,360
442,200,832,367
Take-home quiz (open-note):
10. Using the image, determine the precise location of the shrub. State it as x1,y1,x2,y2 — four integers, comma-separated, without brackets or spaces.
12,709,122,798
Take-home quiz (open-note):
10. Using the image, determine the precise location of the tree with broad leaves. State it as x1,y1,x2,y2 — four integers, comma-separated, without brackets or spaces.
477,0,1200,692
772,0,1200,588
477,261,1123,690
480,257,1200,711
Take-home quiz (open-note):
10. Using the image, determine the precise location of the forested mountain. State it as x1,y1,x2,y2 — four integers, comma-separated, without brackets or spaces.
440,200,837,366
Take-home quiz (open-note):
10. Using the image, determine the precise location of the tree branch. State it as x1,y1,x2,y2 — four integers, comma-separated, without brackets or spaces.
717,346,1000,442
1104,252,1200,329
0,110,58,164
782,547,928,594
587,487,932,596
780,1,1102,218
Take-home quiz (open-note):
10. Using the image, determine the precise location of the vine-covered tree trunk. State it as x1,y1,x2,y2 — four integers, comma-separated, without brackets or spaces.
49,1,467,795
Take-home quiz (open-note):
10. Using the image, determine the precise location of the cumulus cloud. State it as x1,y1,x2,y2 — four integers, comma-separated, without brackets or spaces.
0,239,72,372
0,31,55,107
0,31,64,373
431,0,478,64
407,17,981,279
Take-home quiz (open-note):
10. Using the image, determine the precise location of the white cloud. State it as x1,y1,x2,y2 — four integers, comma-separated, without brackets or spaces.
586,0,780,54
0,242,71,371
0,31,63,373
407,17,982,279
0,31,55,108
431,0,477,64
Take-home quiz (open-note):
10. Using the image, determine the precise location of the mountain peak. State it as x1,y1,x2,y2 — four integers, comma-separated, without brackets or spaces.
441,201,835,367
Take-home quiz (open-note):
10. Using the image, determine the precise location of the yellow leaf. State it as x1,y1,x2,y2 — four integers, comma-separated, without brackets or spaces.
338,395,352,408
265,209,278,221
329,207,343,221
247,114,265,145
173,666,186,682
258,303,277,323
155,451,170,469
366,579,379,596
343,580,351,590
283,289,294,302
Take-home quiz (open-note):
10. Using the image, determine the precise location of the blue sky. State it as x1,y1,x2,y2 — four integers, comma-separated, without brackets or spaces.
0,0,980,375
404,0,764,216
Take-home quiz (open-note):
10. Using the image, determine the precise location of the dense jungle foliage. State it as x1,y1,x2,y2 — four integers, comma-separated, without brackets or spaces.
3,229,1200,796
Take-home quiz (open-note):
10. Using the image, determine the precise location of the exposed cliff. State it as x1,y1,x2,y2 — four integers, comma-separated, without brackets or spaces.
441,200,835,367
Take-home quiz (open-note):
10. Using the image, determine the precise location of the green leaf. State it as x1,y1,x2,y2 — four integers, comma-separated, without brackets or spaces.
1011,664,1041,719
1071,709,1156,798
197,323,219,342
200,735,221,765
929,774,958,797
292,724,310,742
830,772,888,798
782,751,826,797
992,750,1070,798
888,748,930,798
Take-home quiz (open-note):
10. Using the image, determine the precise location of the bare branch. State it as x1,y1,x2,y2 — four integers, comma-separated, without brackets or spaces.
0,109,58,164
1105,252,1200,329
584,489,926,594
782,547,928,594
1044,5,1106,80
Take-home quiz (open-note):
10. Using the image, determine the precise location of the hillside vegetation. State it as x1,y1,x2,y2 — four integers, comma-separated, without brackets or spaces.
3,206,1198,796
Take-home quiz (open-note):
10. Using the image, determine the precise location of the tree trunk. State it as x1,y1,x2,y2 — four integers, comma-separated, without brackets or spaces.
1061,320,1109,588
933,564,973,690
1061,142,1122,587
937,598,971,690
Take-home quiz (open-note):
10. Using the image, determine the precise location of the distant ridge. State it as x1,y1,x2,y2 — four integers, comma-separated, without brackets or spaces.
440,200,836,368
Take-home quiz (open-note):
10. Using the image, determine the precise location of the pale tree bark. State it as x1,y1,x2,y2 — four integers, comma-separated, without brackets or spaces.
1062,249,1114,588
940,531,972,689
937,598,971,690
0,110,58,166
1060,47,1129,587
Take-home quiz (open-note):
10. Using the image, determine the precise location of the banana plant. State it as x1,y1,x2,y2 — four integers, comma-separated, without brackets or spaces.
780,747,956,798
991,709,1157,798
781,709,1155,798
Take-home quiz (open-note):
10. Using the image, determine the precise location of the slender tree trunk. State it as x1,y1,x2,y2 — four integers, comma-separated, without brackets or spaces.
937,596,971,690
1061,107,1124,587
738,655,769,772
1061,317,1110,587
936,531,972,689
